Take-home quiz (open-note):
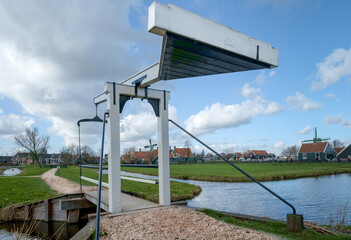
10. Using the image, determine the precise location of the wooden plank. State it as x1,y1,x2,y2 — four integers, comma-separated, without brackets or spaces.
287,214,304,232
44,200,52,222
60,198,95,210
67,209,80,223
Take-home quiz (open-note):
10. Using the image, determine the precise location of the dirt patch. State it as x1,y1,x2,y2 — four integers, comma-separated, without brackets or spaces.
101,207,280,240
41,168,97,194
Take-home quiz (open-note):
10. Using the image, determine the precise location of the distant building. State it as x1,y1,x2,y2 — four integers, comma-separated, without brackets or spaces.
39,154,63,165
298,142,336,161
0,156,11,164
11,153,33,165
336,144,351,162
203,153,216,161
126,146,195,164
247,150,270,160
333,148,344,155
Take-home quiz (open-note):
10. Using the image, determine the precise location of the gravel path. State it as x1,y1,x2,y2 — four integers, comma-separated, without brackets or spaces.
40,169,280,239
41,168,97,194
101,207,280,240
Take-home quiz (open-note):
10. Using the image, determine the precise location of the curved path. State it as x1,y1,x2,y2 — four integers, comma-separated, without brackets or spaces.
41,168,97,194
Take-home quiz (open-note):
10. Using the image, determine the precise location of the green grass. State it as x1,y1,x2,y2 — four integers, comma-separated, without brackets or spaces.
121,162,351,182
18,165,51,176
0,176,58,208
201,209,351,240
56,166,201,203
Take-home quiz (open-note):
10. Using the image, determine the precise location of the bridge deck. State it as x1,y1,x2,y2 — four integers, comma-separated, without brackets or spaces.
84,190,159,212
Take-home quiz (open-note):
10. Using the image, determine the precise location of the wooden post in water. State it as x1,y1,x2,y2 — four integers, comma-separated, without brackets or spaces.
287,214,304,232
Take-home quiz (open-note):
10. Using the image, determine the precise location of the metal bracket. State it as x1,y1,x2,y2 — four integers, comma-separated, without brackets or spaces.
132,75,147,99
142,86,149,101
113,82,116,105
148,99,160,117
120,95,131,114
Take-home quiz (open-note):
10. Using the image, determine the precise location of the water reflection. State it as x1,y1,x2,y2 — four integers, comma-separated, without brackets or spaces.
120,171,351,225
1,168,21,176
0,220,87,240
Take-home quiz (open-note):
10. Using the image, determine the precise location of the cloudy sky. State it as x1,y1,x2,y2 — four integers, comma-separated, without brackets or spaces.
1,0,351,156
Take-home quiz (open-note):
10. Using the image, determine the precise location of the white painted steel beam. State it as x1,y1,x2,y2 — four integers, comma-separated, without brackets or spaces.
80,176,157,185
120,62,160,88
148,1,279,67
100,82,170,213
157,90,171,206
106,83,121,214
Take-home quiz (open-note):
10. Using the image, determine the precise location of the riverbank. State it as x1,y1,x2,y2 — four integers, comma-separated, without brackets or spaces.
56,166,201,203
122,162,351,182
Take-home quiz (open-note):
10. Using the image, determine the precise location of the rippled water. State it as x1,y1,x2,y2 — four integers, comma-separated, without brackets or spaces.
120,171,351,225
1,168,21,176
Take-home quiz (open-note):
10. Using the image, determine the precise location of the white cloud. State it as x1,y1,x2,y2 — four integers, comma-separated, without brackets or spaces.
272,141,284,155
286,92,322,111
241,83,261,98
0,1,159,150
0,109,35,138
324,114,351,129
254,70,276,84
184,87,282,135
297,125,311,135
269,70,276,78
312,47,351,90
324,93,335,99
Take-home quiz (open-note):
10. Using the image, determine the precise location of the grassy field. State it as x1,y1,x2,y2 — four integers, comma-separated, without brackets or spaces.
18,165,51,176
202,209,351,240
56,166,201,203
0,176,58,208
121,162,351,182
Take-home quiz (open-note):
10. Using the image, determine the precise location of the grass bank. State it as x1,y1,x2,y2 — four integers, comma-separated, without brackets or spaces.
56,166,201,203
201,209,351,240
18,165,51,176
122,162,351,182
0,176,58,209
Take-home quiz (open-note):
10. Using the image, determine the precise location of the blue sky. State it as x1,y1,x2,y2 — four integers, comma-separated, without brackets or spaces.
0,0,351,156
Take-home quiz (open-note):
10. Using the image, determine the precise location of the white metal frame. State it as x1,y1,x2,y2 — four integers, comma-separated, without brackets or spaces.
94,82,170,213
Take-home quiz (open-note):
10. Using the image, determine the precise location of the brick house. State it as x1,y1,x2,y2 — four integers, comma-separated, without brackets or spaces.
11,153,34,165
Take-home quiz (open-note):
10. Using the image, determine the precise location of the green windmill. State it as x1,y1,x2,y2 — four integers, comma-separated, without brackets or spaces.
302,127,330,143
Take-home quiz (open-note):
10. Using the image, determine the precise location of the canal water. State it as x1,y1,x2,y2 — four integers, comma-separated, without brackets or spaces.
120,171,351,225
0,168,86,239
0,220,87,240
1,168,21,176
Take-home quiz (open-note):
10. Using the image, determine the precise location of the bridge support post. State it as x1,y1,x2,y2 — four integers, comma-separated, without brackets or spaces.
287,214,304,232
158,91,170,206
107,84,122,213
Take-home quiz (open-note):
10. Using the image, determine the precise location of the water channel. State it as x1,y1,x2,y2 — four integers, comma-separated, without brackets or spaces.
0,168,85,239
120,171,351,225
0,167,22,176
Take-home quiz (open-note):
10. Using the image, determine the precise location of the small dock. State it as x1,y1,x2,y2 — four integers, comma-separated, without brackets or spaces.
84,190,159,212
8,191,160,224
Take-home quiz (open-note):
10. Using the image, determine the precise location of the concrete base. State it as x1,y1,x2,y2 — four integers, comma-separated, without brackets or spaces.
287,214,304,232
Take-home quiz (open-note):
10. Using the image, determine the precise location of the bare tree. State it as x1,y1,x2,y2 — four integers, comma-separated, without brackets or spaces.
331,139,345,149
281,145,299,159
60,143,78,165
122,147,136,163
14,127,49,167
184,140,194,161
80,145,97,164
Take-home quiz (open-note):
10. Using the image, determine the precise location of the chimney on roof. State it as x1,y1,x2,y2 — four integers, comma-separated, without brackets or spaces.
139,148,141,152
174,146,176,151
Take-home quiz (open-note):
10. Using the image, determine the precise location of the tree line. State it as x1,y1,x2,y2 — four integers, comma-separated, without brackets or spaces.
14,127,98,167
